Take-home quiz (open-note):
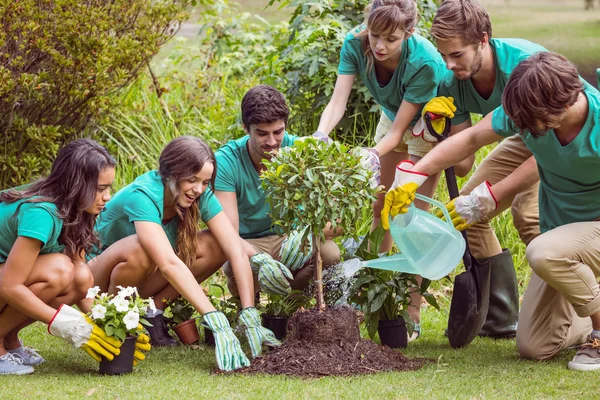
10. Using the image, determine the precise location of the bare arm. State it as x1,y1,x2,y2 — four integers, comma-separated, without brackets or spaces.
490,156,539,202
316,74,356,135
206,212,255,309
448,119,475,177
215,191,239,231
413,113,503,176
373,100,421,157
134,221,216,315
0,237,56,323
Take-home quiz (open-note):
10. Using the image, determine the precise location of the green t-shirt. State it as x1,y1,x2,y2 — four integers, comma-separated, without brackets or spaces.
214,133,297,239
439,39,548,125
95,171,223,251
0,198,64,263
491,84,600,233
338,26,445,125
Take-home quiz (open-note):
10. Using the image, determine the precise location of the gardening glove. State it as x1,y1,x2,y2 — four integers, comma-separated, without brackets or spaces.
48,304,122,362
238,307,281,358
354,147,381,189
133,324,151,366
436,181,498,231
412,96,457,141
381,161,429,230
250,253,293,296
202,311,250,371
312,130,332,144
279,228,313,272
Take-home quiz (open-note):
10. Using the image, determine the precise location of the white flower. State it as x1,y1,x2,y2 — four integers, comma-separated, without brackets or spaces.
146,298,157,313
90,304,107,320
116,285,136,298
99,293,109,300
109,296,130,313
123,310,140,330
86,286,101,299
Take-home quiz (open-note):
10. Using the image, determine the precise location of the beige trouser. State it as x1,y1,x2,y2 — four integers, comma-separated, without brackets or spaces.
460,135,540,259
517,221,600,359
223,234,341,297
374,112,435,157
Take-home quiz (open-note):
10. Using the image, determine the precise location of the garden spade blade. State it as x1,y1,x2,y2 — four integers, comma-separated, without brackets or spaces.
424,113,492,348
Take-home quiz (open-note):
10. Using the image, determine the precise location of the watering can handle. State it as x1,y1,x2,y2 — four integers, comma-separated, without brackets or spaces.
413,193,455,230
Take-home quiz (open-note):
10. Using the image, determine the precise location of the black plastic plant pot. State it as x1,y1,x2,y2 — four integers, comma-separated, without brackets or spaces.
378,318,408,349
261,315,288,340
99,336,136,375
204,326,215,347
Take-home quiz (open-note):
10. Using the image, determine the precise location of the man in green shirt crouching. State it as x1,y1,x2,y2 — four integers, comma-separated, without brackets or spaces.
215,85,341,298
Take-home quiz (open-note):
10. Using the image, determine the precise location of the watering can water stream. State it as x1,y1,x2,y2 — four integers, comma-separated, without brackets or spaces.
342,194,465,280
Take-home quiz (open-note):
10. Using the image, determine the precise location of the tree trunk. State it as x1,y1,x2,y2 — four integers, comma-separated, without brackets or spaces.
313,235,325,310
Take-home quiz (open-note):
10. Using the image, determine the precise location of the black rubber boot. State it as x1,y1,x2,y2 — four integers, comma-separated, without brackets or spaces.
478,248,519,338
146,314,178,347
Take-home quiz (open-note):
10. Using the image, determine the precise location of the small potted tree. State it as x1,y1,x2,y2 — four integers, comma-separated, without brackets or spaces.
261,138,379,310
86,285,152,375
163,297,199,345
259,291,315,340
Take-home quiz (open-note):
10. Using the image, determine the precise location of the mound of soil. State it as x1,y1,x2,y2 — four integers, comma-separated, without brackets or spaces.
227,305,428,378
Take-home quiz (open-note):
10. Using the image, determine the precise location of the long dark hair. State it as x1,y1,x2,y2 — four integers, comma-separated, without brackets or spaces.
0,139,116,258
158,136,217,268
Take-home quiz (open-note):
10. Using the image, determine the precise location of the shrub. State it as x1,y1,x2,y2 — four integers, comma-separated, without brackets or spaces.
0,0,195,188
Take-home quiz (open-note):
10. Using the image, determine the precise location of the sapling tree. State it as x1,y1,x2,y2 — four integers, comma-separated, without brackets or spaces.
261,138,380,309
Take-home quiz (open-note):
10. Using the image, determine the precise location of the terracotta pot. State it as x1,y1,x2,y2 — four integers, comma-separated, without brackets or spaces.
261,315,288,340
173,319,200,344
99,336,136,375
204,327,215,347
377,318,407,349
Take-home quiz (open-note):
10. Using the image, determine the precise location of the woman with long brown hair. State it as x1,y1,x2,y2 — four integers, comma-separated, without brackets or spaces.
88,136,278,371
0,139,124,375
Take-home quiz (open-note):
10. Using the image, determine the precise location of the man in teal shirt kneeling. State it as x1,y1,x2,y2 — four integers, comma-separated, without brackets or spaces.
214,85,341,297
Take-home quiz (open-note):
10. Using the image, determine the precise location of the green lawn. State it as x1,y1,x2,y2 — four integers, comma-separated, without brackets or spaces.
1,304,593,399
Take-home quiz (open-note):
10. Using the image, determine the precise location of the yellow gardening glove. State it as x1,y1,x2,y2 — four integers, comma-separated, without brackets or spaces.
133,324,152,366
48,305,122,362
380,161,429,230
435,182,498,231
422,96,457,134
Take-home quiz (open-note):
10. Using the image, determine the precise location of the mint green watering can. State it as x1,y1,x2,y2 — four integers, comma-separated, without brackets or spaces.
348,194,465,280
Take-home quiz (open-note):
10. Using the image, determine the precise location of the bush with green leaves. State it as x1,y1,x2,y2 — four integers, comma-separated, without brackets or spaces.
162,296,196,327
264,0,438,142
0,0,196,188
259,290,315,318
261,138,380,308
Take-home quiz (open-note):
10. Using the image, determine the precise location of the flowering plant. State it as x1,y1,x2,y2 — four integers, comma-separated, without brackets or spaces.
162,296,196,327
86,285,154,342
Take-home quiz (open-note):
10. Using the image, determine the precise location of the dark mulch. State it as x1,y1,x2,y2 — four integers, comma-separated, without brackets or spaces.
220,305,429,378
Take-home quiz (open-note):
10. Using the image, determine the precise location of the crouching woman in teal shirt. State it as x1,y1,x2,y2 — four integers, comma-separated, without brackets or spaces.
88,136,278,371
0,139,123,375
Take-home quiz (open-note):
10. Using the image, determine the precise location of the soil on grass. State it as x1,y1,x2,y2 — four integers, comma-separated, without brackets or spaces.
225,305,429,378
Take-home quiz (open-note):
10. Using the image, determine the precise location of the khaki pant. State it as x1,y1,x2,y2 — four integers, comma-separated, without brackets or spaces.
517,221,600,359
224,234,340,297
374,112,435,157
460,135,540,259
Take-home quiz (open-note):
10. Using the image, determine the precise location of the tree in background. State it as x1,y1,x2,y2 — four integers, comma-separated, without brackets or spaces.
0,0,200,187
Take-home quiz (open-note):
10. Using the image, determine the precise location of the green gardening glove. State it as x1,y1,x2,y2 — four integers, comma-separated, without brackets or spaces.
238,307,281,358
250,253,293,296
202,311,250,371
279,228,313,272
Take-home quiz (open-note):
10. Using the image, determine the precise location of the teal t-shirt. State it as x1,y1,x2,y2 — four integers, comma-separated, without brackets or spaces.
0,198,64,263
95,171,223,251
214,133,297,239
338,26,445,125
491,84,600,233
439,38,548,125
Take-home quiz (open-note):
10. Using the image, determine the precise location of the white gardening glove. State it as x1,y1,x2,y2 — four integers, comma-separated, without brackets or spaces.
381,161,429,230
312,130,332,144
436,181,498,231
355,147,381,189
48,304,122,362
